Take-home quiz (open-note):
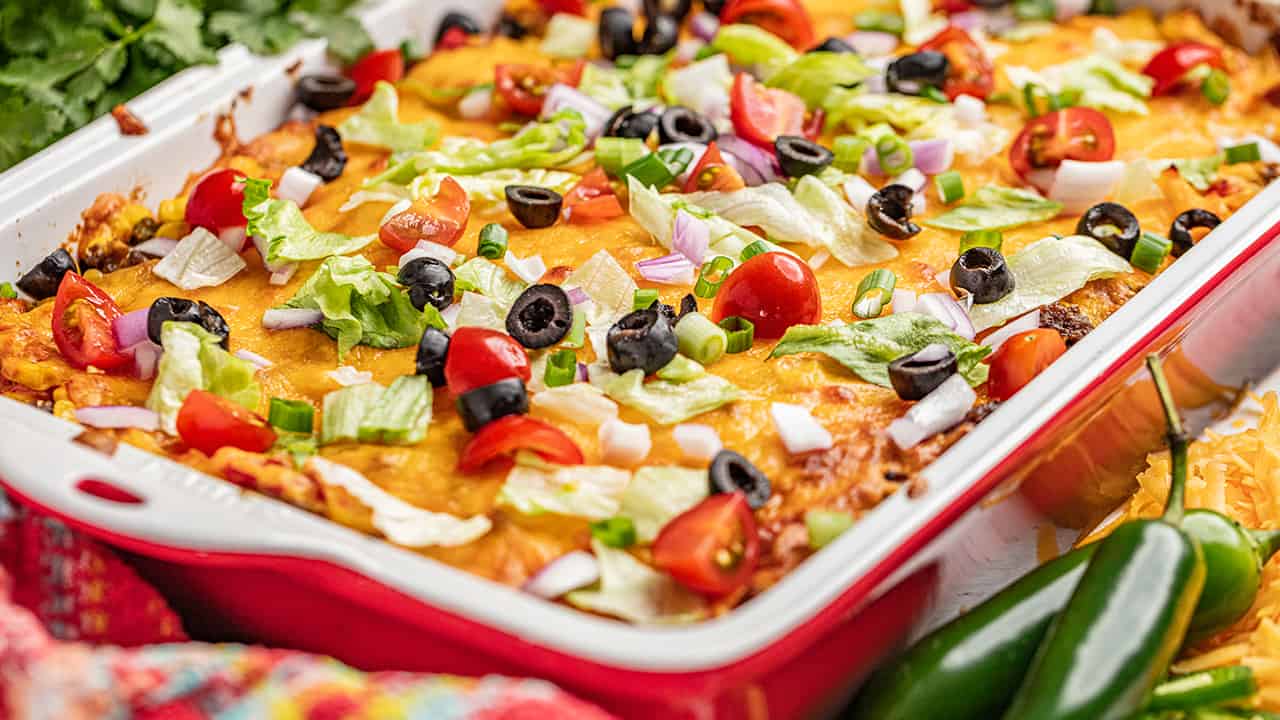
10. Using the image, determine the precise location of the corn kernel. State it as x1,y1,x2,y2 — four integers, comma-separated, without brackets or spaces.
109,204,152,241
158,197,187,224
156,221,190,239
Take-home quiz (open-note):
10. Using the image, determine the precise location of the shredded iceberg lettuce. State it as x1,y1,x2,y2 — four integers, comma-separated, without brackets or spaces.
765,52,873,108
499,463,632,520
337,81,439,152
603,368,741,424
710,23,797,77
243,178,373,263
153,227,246,290
563,249,638,326
1004,55,1153,116
566,539,706,623
453,257,527,309
146,321,261,435
923,185,1063,233
619,466,709,542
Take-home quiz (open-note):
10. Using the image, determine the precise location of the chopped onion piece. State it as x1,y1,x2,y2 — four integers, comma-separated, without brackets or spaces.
916,293,975,340
1055,0,1091,20
234,348,273,368
113,308,150,349
277,167,322,207
948,10,985,32
912,342,952,363
673,423,722,460
576,362,589,382
269,265,297,286
540,83,612,141
672,209,710,265
911,139,954,175
75,405,160,432
771,402,834,455
599,418,652,466
524,551,600,599
154,227,247,290
842,175,878,211
327,365,373,386
262,307,322,330
250,233,292,274
131,342,161,381
635,252,696,285
953,94,987,128
892,288,917,314
887,374,976,450
716,135,782,186
413,239,460,266
690,11,719,41
980,310,1041,352
893,168,927,193
132,237,178,257
844,31,899,57
458,86,494,120
566,287,589,305
911,192,927,217
1049,160,1126,215
218,226,247,251
440,303,462,328
505,251,547,284
808,249,831,270
532,383,619,425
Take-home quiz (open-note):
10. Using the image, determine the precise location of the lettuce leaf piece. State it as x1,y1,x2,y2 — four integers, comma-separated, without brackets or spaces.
281,255,432,358
710,23,798,76
146,321,261,435
540,13,595,58
566,539,707,623
453,257,527,309
578,56,668,110
627,177,782,264
899,0,949,45
1172,154,1223,192
453,291,507,330
661,54,733,120
603,369,741,424
766,52,873,108
771,313,992,387
923,185,1063,233
357,375,433,444
968,235,1131,331
1005,55,1153,116
321,382,385,444
337,81,439,152
243,178,373,263
410,169,579,215
563,249,638,326
153,227,246,290
499,464,632,520
619,466,709,542
822,88,947,135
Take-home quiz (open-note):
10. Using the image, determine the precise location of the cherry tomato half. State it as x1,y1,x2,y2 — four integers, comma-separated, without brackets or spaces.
444,327,532,395
683,142,747,193
720,0,814,50
987,329,1067,401
919,25,995,101
379,176,471,254
652,492,760,597
347,48,405,105
495,61,585,117
176,389,277,457
1009,108,1115,187
1142,42,1226,97
457,416,584,472
563,168,626,223
538,0,587,15
730,73,808,148
51,272,131,372
185,168,247,234
712,252,821,340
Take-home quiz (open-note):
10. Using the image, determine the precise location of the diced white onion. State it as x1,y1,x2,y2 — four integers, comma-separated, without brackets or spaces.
234,348,273,368
842,175,878,211
953,94,987,128
262,307,322,330
524,551,600,599
892,288,917,314
218,226,247,251
911,192,927,217
327,365,373,386
599,418,652,466
458,86,493,120
131,342,161,381
440,303,462,329
411,239,460,267
75,405,160,432
770,402,834,455
808,249,831,270
980,310,1041,352
132,237,178,257
505,250,547,283
844,31,899,57
893,168,927,193
673,423,722,461
1049,160,1126,215
269,265,298,285
887,374,976,450
277,167,323,207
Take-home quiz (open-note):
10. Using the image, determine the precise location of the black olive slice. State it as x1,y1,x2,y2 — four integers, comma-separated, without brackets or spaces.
147,297,229,348
604,105,659,140
709,449,771,509
506,284,573,349
416,326,450,386
678,293,698,319
811,37,858,54
888,344,958,401
16,249,76,301
456,378,529,432
887,51,950,96
658,106,717,145
398,257,455,312
949,247,1015,304
296,75,356,112
1169,208,1221,257
505,185,563,229
1076,202,1141,258
645,0,693,21
774,135,834,177
436,11,482,45
599,7,638,60
866,184,921,240
498,14,529,39
301,124,347,183
607,307,679,374
639,14,679,55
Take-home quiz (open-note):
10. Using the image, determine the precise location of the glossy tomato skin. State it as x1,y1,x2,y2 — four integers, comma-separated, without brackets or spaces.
347,48,404,105
444,327,532,395
457,416,584,472
730,72,807,148
987,329,1067,401
683,142,746,193
563,168,625,223
652,492,760,597
495,61,584,117
1143,42,1226,96
51,272,130,371
176,389,277,456
720,0,814,50
712,252,821,340
919,25,994,100
538,0,586,14
1009,108,1115,185
379,176,470,253
185,168,247,233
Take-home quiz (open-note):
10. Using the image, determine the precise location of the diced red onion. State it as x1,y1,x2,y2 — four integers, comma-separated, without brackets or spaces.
566,287,590,306
599,417,652,466
911,342,953,363
673,209,710,265
980,310,1041,352
269,265,298,286
912,139,955,175
892,288,917,314
887,374,976,450
130,342,161,381
505,251,547,284
524,550,600,599
1049,160,1125,215
218,226,247,252
262,308,322,330
327,365,372,386
862,72,888,95
716,135,782,186
673,423,722,460
1055,0,1091,20
676,39,705,63
234,348,273,368
808,249,831,270
770,402,834,455
916,292,975,340
277,167,322,207
844,31,899,57
842,175,878,211
75,405,160,432
458,86,494,120
113,308,150,349
576,362,589,382
540,84,612,141
635,252,697,285
953,94,987,128
893,168,928,193
690,11,720,41
132,237,178,257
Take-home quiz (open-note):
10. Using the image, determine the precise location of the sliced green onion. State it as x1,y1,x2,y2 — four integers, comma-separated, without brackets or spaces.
694,45,721,61
595,137,648,177
1053,87,1082,110
633,288,659,311
562,307,587,348
1148,667,1257,712
674,312,728,365
0,282,15,299
621,152,680,188
806,509,854,549
274,433,317,468
400,38,426,64
357,375,433,445
833,135,869,173
268,398,315,433
875,135,913,176
854,10,904,36
1022,83,1052,117
658,146,695,177
1089,0,1117,14
1130,232,1172,274
477,223,509,259
1013,0,1055,21
1224,141,1261,165
935,170,965,204
544,349,578,387
1200,68,1230,106
694,256,734,298
613,54,638,70
590,516,637,548
719,316,755,353
852,269,896,319
740,239,769,262
921,86,949,104
960,229,1003,254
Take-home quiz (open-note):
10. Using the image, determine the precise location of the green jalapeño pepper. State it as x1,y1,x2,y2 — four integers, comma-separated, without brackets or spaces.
1000,355,1207,720
1183,510,1280,643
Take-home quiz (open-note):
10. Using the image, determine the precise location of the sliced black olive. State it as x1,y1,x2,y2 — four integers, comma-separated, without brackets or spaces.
1169,208,1221,257
456,377,529,432
647,298,678,325
436,11,482,45
147,297,229,348
950,247,1015,304
644,0,693,21
678,293,698,318
198,302,230,348
888,344,958,401
709,449,771,509
599,7,638,60
1076,202,1141,258
505,185,563,229
296,75,356,112
886,51,950,96
866,184,921,240
16,249,75,300
811,37,858,54
658,106,718,145
301,125,347,183
774,135,834,177
129,217,158,246
604,105,659,140
607,307,678,374
639,14,680,55
497,14,529,39
506,284,573,349
398,257,455,312
415,326,450,387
